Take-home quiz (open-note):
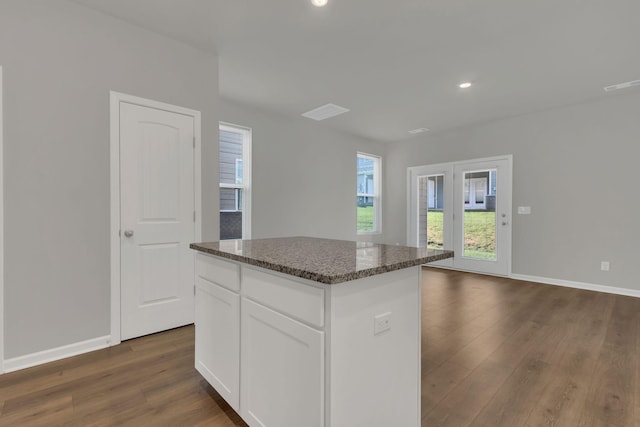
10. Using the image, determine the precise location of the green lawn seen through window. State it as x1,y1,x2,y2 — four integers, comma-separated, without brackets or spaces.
357,206,374,232
426,210,496,259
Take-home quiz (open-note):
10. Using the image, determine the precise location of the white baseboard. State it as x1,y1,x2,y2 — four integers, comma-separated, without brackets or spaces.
510,273,640,298
3,335,113,373
425,264,640,299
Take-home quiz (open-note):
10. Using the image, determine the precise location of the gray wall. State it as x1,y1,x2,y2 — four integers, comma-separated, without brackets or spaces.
0,0,219,359
220,99,385,242
384,91,640,291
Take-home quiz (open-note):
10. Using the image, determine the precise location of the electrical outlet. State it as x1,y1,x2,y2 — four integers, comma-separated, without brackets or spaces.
601,261,610,271
374,312,392,335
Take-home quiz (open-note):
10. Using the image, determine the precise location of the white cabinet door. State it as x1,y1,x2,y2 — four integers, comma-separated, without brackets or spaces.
241,298,324,427
195,278,240,411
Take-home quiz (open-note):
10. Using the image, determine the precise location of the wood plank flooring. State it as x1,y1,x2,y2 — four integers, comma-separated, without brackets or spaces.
1,267,638,426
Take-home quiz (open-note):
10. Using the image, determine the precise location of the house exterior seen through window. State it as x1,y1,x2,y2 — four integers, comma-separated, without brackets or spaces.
357,152,381,234
219,123,251,240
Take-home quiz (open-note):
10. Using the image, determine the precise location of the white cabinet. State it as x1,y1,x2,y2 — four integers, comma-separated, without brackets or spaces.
194,252,421,427
240,298,324,427
195,277,240,411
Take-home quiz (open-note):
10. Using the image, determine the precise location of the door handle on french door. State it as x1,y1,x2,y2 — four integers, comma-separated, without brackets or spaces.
124,230,134,238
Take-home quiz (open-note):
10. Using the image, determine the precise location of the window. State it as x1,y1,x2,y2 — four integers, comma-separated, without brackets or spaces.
357,152,381,234
219,123,251,240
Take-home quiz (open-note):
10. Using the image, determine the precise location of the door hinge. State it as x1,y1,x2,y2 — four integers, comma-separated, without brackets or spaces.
193,137,196,148
193,211,196,222
194,285,196,296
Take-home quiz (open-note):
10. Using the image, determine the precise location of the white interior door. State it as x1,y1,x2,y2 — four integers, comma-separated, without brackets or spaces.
120,102,195,340
408,156,512,276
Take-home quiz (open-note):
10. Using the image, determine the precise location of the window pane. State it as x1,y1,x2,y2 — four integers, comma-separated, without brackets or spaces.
357,156,375,195
220,187,242,211
357,198,375,232
220,129,244,185
463,169,497,260
220,211,242,240
357,153,380,234
418,174,444,249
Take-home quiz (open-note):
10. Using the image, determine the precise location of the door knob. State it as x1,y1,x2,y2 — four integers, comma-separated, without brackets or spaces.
124,230,134,238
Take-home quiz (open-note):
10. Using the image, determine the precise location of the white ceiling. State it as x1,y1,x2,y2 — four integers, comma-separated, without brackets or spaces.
73,0,640,142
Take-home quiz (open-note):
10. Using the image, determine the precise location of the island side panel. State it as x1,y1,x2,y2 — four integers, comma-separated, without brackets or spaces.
194,254,241,411
328,266,421,427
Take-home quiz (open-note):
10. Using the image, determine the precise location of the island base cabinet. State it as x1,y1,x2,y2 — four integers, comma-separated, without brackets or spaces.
240,298,324,427
328,267,421,427
195,278,240,411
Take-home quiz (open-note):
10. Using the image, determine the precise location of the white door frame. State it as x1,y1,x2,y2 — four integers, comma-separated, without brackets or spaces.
407,154,512,277
110,91,201,345
0,66,5,373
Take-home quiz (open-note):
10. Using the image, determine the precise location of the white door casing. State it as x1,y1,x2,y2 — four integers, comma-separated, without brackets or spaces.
110,92,201,344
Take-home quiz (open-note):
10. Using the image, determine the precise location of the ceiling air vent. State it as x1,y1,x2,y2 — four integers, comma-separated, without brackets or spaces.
408,127,430,134
603,79,640,92
302,103,350,121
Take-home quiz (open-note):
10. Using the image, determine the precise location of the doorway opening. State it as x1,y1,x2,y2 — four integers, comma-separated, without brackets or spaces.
408,155,512,276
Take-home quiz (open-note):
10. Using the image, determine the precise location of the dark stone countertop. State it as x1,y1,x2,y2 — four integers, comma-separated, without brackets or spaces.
190,236,454,285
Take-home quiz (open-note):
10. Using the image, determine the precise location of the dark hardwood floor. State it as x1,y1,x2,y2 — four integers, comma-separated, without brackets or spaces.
1,267,638,426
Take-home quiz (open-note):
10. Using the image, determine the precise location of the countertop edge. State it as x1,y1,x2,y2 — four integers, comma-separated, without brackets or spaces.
190,243,454,285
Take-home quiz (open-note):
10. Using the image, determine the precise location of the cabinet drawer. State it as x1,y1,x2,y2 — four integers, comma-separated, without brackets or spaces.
243,267,324,328
196,253,240,292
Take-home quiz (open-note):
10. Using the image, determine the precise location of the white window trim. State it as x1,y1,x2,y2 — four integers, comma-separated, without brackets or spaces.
357,152,382,235
220,122,252,239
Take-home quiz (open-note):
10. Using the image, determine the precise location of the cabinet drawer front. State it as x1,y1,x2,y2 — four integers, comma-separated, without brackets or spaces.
243,267,324,328
196,253,240,292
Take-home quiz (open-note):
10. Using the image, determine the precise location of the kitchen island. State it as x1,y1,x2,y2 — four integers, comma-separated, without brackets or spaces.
190,237,453,427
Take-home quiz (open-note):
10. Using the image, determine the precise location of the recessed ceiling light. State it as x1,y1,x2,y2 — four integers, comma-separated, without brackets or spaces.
311,0,328,7
458,82,472,89
603,79,640,92
408,128,430,134
302,103,349,121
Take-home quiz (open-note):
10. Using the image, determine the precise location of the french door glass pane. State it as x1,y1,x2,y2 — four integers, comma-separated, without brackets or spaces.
462,169,497,260
418,174,444,249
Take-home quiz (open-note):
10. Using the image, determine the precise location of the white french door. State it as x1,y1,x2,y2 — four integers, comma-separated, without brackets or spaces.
114,95,199,341
408,156,512,276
